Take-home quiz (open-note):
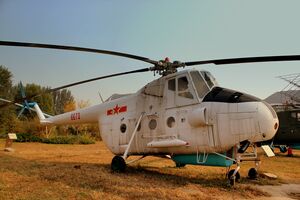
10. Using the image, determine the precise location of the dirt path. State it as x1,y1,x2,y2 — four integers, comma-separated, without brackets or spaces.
256,184,300,200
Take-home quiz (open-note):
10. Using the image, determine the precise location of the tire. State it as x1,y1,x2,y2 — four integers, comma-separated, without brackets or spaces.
279,145,287,153
248,168,258,179
228,169,240,185
111,156,126,172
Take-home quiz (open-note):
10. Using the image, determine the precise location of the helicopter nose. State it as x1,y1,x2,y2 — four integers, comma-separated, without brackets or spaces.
256,101,279,141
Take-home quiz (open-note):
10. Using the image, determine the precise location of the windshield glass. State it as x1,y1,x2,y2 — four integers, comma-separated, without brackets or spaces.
190,71,210,98
200,71,217,88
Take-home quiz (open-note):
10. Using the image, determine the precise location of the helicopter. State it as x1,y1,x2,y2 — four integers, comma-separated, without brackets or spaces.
1,41,300,186
264,74,300,155
272,105,300,154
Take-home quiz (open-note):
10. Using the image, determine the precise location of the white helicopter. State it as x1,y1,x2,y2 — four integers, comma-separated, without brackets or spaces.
1,41,300,185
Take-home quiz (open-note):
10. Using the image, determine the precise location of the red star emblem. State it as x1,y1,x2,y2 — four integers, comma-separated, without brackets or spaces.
113,104,120,114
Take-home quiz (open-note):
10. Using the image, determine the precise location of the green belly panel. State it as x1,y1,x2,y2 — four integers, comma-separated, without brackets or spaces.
172,153,233,167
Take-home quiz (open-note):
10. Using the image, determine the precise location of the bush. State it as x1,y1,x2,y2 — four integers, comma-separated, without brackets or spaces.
16,133,42,142
15,133,95,144
42,135,95,144
42,135,76,144
77,135,95,144
0,132,7,139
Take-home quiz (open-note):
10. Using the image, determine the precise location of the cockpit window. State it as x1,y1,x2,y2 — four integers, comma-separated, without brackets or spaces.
168,79,175,91
190,71,210,98
200,71,216,88
178,76,194,99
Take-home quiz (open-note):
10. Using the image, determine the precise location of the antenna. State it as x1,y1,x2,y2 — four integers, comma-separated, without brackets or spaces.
98,91,104,103
277,73,300,104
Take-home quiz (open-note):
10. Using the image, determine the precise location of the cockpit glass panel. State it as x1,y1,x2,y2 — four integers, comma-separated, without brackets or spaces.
200,71,215,88
178,76,194,99
178,76,189,91
190,71,210,98
168,79,175,91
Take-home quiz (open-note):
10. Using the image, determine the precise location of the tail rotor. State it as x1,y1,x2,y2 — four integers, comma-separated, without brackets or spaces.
17,81,36,118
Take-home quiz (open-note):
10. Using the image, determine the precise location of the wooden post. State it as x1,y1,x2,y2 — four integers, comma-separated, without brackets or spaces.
4,133,17,152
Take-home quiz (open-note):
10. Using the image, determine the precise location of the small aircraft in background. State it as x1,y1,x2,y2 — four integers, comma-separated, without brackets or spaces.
1,41,300,185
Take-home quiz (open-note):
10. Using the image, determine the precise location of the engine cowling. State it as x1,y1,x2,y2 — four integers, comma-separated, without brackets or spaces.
188,107,208,127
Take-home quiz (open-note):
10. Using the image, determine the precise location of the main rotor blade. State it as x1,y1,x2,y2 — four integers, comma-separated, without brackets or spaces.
47,67,150,93
0,41,158,65
0,67,151,109
184,55,300,66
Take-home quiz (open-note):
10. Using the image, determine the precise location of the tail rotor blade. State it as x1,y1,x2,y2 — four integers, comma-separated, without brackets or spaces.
17,107,26,118
19,81,26,98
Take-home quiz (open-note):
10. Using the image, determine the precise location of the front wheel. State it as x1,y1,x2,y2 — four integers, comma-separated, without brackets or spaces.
111,156,126,172
228,169,240,186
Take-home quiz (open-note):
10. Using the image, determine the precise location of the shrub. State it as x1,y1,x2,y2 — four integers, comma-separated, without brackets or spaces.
14,133,95,144
16,133,43,142
77,135,95,144
42,135,95,144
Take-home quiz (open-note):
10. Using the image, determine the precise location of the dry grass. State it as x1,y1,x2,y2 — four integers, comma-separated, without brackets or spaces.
0,139,299,200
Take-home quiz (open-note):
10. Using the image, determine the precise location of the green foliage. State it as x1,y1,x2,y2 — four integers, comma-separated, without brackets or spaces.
0,66,16,133
15,133,95,144
0,65,101,141
42,135,95,144
53,89,74,114
15,83,55,118
16,133,43,142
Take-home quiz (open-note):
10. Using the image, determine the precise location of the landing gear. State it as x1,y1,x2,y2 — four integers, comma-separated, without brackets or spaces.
111,112,145,173
111,156,126,172
227,169,240,186
248,168,258,179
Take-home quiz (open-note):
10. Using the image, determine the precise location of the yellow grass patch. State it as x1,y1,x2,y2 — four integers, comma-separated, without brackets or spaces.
0,139,299,199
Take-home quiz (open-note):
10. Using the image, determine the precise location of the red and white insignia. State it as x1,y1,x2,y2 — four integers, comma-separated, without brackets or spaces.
107,104,127,116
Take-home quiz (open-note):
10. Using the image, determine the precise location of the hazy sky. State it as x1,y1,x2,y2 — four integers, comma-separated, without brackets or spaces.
0,1,299,105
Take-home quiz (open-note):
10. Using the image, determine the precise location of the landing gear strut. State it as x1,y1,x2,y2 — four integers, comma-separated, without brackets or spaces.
111,112,145,173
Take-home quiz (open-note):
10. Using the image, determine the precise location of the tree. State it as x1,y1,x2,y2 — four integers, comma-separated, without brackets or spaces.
15,83,54,118
53,89,74,114
63,100,76,112
0,66,16,133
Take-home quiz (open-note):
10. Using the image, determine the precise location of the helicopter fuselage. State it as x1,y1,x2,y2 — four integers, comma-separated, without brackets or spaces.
38,69,278,166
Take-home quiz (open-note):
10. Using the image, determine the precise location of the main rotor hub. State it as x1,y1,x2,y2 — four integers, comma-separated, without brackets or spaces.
151,57,185,76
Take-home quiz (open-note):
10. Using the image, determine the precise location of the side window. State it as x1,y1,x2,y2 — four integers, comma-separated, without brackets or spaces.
177,76,193,99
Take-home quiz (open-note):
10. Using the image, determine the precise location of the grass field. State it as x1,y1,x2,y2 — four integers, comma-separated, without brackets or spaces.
0,139,299,200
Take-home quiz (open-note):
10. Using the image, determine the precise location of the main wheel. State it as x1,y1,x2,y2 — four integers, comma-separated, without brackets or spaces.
248,168,258,179
279,145,287,153
111,156,126,172
228,169,240,186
